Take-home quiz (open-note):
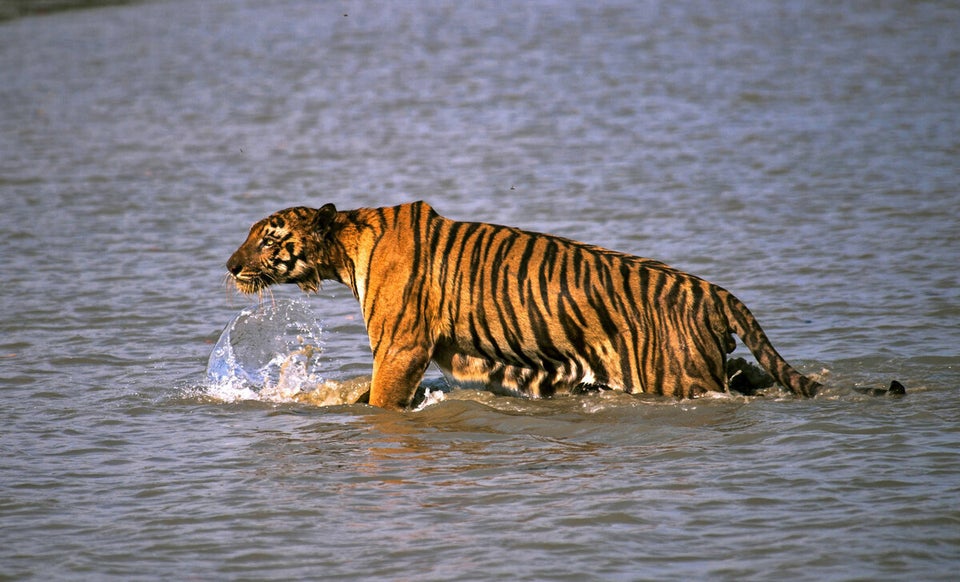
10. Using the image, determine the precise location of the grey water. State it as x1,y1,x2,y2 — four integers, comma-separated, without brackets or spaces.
2,0,959,580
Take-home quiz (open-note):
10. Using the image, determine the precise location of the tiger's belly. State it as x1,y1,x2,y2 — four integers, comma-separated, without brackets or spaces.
431,346,613,398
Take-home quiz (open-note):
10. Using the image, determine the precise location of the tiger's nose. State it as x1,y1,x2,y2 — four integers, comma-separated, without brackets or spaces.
227,255,243,276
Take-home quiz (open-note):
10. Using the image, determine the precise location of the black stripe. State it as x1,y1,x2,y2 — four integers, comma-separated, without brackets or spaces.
526,286,569,363
401,210,426,305
515,236,538,292
466,227,490,298
537,239,560,316
571,246,585,288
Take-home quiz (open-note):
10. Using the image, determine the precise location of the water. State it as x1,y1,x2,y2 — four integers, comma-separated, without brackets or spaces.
2,0,958,579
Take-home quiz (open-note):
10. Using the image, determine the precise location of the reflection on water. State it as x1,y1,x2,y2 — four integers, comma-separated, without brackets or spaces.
1,0,958,580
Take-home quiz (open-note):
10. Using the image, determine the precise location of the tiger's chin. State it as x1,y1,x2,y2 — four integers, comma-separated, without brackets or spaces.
232,273,321,295
231,275,270,295
294,277,321,293
286,266,322,293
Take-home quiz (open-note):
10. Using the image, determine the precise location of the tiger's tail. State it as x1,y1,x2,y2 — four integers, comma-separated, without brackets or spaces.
719,291,907,397
719,290,821,398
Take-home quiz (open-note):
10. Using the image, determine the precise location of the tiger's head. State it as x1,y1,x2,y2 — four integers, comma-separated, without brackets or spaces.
226,204,338,295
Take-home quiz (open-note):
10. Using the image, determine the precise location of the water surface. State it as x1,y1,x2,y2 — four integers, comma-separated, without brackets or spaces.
2,1,958,580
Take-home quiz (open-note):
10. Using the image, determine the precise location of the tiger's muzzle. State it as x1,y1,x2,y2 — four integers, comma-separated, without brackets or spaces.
227,252,272,294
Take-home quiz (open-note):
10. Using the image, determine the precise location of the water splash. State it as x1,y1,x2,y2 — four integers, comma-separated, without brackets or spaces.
205,298,359,404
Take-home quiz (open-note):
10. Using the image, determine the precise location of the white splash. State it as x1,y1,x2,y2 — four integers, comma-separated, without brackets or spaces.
414,387,448,411
205,298,329,403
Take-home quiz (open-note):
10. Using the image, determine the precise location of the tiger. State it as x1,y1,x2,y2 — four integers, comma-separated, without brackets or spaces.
226,201,903,410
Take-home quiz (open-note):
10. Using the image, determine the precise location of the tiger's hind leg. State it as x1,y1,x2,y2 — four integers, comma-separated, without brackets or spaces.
725,357,775,396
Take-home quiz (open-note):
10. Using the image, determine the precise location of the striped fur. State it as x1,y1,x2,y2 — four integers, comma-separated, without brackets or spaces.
227,201,821,409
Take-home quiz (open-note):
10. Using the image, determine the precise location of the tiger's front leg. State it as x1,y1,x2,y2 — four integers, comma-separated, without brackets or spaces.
368,345,432,410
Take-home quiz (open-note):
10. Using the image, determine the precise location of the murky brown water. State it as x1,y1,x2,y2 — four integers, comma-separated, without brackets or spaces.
2,1,958,579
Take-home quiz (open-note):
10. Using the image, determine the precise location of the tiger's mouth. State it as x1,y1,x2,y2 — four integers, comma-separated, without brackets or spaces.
229,268,320,295
229,269,274,295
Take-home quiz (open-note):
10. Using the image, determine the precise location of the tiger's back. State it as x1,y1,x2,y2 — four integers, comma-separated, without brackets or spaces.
227,201,821,409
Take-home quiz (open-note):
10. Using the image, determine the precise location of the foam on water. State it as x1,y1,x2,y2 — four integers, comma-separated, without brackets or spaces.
414,387,448,411
205,298,366,405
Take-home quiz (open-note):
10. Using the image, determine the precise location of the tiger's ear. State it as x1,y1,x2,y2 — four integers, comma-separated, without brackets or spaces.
313,203,337,238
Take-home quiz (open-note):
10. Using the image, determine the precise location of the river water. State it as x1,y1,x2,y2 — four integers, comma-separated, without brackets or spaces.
2,0,959,580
